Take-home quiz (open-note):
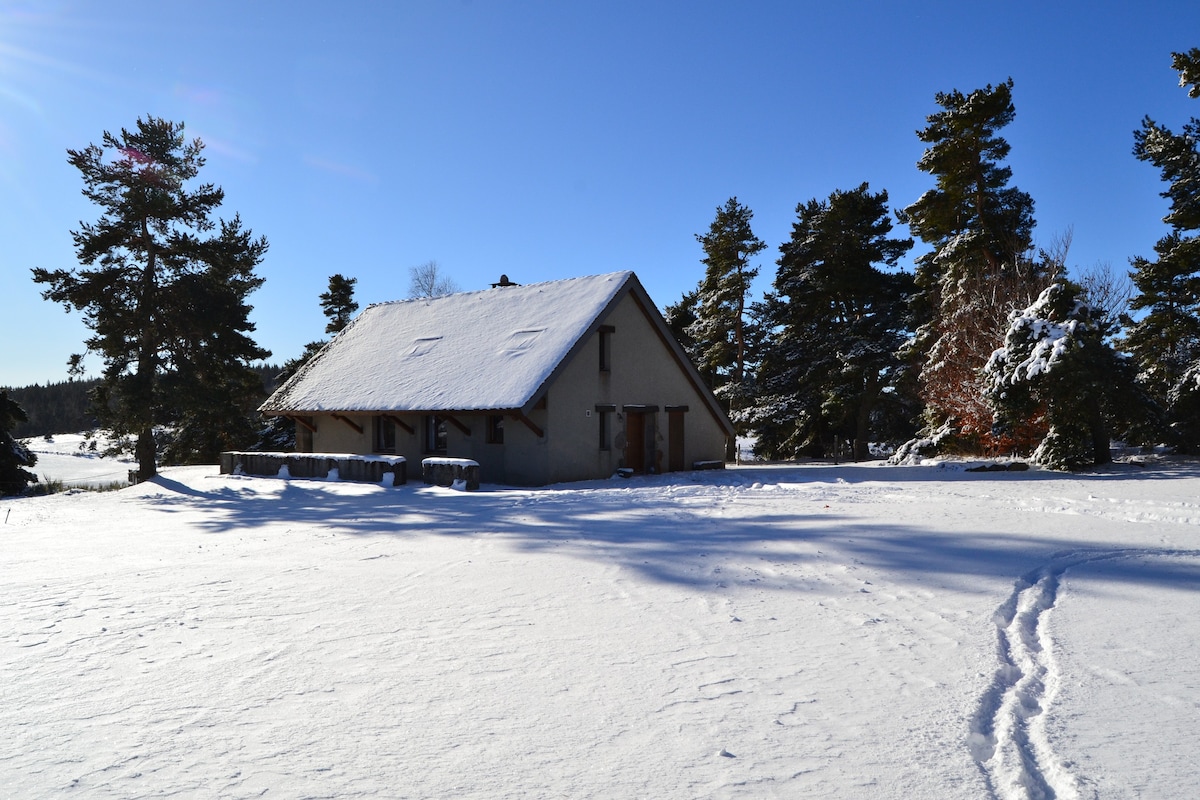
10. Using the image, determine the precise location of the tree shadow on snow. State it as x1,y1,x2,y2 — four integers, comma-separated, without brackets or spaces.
128,462,1200,596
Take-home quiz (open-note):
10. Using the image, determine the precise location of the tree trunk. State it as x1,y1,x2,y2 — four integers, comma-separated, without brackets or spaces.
1089,403,1111,466
854,373,881,462
134,217,159,479
136,427,157,480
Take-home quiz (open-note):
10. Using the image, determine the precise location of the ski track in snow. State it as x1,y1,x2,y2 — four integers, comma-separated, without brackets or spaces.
971,548,1200,800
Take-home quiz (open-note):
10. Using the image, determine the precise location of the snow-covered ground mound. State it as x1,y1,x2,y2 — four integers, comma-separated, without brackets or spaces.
3,461,1198,798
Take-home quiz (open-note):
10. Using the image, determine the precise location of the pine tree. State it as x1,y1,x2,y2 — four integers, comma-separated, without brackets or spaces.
32,117,269,478
900,79,1046,451
320,273,359,334
986,281,1144,469
1,390,39,496
158,221,271,464
747,184,915,460
1175,48,1200,98
1123,235,1200,400
1126,49,1200,449
687,198,765,420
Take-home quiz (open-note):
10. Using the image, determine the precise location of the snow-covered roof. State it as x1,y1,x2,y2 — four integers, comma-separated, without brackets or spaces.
261,271,636,414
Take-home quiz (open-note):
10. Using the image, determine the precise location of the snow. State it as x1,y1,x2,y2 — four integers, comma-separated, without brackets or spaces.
422,457,479,467
3,453,1200,798
992,287,1098,383
261,271,633,414
24,433,136,488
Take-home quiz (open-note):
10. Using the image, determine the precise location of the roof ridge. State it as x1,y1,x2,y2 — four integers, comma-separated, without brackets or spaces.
362,270,633,310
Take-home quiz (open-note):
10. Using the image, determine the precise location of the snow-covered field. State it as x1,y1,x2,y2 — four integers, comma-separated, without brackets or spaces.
3,449,1199,798
25,433,136,488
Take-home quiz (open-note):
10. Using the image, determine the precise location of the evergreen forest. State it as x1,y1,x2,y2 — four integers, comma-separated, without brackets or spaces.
669,49,1200,470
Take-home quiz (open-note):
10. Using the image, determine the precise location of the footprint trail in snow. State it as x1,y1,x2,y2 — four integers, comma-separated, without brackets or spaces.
971,548,1200,800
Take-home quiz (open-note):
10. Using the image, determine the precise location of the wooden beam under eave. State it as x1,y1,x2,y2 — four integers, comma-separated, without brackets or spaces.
383,414,414,434
441,413,471,436
331,413,363,434
286,415,317,433
511,413,544,439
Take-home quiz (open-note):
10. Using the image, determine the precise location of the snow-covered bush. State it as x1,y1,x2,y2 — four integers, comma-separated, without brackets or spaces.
889,421,957,464
984,281,1143,470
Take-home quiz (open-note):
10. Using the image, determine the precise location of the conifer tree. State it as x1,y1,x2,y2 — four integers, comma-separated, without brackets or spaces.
158,222,271,464
747,184,915,460
320,274,359,334
1,390,39,496
1175,48,1200,98
687,198,765,418
900,80,1046,450
32,117,269,478
985,282,1143,469
1127,49,1200,449
663,289,700,367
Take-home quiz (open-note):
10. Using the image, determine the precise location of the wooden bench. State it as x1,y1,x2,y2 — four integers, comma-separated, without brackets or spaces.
220,452,407,486
422,457,480,490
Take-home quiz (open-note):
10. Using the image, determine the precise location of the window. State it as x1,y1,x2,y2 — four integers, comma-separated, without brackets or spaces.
596,404,615,450
424,415,448,454
296,417,314,453
374,416,396,453
487,414,505,444
598,325,615,372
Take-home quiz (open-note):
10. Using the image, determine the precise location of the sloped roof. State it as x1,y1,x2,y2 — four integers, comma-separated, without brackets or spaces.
261,271,636,414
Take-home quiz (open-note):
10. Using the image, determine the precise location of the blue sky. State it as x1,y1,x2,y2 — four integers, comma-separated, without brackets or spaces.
3,0,1198,387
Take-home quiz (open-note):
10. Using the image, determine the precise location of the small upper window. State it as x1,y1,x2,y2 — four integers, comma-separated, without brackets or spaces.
599,325,615,372
409,336,442,357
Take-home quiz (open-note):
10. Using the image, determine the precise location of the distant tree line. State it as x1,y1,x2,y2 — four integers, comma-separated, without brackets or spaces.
668,48,1200,470
3,364,282,441
3,379,101,439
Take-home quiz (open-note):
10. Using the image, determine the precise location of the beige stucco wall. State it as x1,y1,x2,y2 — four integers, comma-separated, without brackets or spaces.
308,407,554,487
540,291,729,484
304,290,729,486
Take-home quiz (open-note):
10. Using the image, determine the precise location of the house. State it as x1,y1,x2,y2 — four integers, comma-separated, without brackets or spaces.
257,271,734,486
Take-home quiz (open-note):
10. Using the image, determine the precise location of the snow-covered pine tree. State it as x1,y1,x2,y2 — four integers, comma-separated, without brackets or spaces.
1126,48,1200,450
1,390,38,496
901,79,1047,453
985,282,1138,470
748,183,915,460
1175,47,1200,98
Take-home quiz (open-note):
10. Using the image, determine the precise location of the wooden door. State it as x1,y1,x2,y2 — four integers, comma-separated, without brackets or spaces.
624,412,645,473
668,410,685,472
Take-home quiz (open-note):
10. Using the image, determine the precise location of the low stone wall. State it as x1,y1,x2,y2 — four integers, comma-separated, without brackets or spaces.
422,457,480,491
220,452,407,486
